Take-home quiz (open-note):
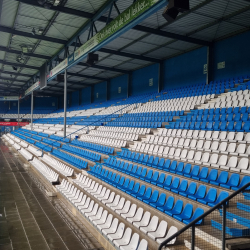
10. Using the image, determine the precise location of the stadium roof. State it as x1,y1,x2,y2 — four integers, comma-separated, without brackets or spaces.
0,0,250,96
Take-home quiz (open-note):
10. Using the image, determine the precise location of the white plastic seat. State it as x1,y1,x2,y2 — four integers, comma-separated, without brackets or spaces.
156,226,178,245
183,139,190,148
102,218,118,235
133,211,150,228
121,204,137,219
186,150,195,162
226,156,238,171
105,193,118,206
213,155,227,168
127,208,143,224
107,222,125,242
148,220,168,240
120,233,140,250
140,216,158,234
236,158,249,172
116,200,131,215
163,147,170,157
93,210,108,227
113,227,132,248
110,197,125,211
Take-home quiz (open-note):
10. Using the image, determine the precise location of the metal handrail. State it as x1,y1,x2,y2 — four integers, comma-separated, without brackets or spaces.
158,181,250,250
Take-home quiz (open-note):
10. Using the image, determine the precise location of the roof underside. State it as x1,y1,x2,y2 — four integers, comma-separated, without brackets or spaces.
0,0,249,96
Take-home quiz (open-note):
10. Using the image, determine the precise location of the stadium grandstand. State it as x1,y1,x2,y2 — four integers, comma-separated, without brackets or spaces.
1,0,250,250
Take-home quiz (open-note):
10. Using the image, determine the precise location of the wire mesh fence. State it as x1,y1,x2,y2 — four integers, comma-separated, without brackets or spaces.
159,184,250,250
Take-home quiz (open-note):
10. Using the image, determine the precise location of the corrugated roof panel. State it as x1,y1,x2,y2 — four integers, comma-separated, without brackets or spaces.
123,42,158,54
229,10,250,28
0,32,11,47
105,37,135,50
65,0,105,14
140,34,173,46
99,58,123,67
167,40,198,52
214,21,246,40
1,0,19,27
145,47,179,59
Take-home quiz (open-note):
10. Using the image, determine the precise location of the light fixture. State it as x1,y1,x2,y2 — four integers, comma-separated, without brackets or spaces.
32,28,36,36
21,45,28,53
54,0,60,6
38,28,44,34
162,0,189,22
12,66,18,71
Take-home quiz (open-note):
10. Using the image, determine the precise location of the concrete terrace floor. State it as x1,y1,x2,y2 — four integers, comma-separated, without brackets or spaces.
0,140,104,250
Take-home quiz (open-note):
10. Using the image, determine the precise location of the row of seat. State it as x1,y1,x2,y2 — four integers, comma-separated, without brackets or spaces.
107,121,162,128
97,126,150,135
120,148,249,172
71,140,114,155
90,165,214,218
156,129,250,144
191,106,250,116
52,149,88,169
62,144,101,162
42,154,74,177
71,175,180,245
89,131,139,141
104,157,250,191
167,120,250,132
57,179,149,250
182,113,250,123
138,137,250,157
80,135,126,148
30,158,59,183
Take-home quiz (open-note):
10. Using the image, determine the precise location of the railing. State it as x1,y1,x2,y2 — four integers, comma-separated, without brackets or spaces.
29,93,156,152
159,182,250,250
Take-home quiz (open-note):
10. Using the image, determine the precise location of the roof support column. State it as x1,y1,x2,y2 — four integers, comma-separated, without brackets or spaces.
206,44,214,85
63,69,67,138
31,92,34,130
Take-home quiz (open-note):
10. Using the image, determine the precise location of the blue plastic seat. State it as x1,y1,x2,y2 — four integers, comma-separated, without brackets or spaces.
133,185,146,198
210,172,228,186
168,177,180,192
157,158,165,169
173,203,193,222
137,187,152,201
179,182,197,197
163,175,172,190
183,208,204,225
139,168,148,180
150,171,160,185
122,180,134,193
185,165,199,179
144,169,154,183
133,166,142,178
172,179,188,194
200,169,218,183
198,188,217,205
151,193,166,209
152,157,159,168
207,191,229,207
189,185,206,201
158,196,174,213
232,176,250,191
175,162,184,175
156,173,166,188
220,173,240,189
165,200,183,217
162,159,171,171
182,164,192,176
147,156,154,166
144,190,159,205
193,167,209,181
118,178,130,191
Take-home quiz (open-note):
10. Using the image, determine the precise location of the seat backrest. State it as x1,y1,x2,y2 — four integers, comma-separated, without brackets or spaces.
217,172,228,184
165,226,178,245
206,188,217,201
237,158,249,170
165,196,175,210
173,200,183,213
137,239,148,250
196,185,206,197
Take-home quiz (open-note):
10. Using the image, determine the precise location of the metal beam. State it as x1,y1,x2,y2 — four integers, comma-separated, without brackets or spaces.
99,48,161,63
0,45,51,60
0,60,40,70
0,25,66,45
